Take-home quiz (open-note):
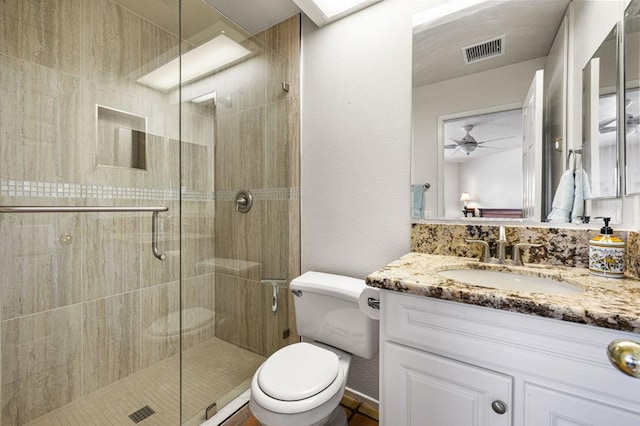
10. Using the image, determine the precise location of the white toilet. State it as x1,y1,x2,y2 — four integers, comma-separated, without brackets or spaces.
249,271,379,426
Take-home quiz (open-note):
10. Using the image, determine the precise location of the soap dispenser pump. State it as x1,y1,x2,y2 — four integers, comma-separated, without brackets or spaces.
588,217,625,278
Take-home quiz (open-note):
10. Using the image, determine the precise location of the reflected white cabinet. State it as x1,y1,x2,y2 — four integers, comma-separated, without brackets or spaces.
383,342,512,425
380,291,640,426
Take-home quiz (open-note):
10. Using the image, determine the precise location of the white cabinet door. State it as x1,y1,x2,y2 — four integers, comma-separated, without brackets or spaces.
524,383,640,426
382,342,513,426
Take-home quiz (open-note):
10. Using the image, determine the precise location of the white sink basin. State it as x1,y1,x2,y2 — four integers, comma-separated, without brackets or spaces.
438,268,584,294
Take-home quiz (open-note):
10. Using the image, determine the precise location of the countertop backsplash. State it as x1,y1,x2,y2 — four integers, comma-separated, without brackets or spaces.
411,223,640,279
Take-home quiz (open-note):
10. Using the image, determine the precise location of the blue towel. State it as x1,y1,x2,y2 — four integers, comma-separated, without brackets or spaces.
411,184,424,219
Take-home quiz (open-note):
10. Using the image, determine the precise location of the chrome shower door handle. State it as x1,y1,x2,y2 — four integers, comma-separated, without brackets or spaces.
152,211,166,261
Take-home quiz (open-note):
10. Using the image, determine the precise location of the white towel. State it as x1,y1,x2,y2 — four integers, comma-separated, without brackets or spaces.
571,169,592,224
547,170,575,223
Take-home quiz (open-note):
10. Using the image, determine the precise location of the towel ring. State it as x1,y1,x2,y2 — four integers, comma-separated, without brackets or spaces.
566,147,583,172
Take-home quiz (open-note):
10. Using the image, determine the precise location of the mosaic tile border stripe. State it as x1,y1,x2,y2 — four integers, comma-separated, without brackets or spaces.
0,180,300,201
215,187,299,201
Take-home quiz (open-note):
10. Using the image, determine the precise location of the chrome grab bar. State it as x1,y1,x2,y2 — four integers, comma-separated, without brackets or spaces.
0,206,168,261
151,211,166,261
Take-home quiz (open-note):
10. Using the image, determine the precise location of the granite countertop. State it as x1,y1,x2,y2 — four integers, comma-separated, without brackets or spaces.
366,252,640,333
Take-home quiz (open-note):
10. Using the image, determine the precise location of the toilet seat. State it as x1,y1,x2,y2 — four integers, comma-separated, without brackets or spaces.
258,342,340,401
251,343,346,414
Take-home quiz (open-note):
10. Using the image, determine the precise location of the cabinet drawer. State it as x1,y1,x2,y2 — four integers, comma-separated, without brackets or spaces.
382,342,513,426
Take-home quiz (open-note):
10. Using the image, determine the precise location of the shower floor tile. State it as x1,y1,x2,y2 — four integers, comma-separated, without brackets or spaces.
24,337,265,426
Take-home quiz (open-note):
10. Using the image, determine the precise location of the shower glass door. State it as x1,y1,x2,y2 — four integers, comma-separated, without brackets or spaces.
0,0,298,424
0,0,182,424
180,1,297,423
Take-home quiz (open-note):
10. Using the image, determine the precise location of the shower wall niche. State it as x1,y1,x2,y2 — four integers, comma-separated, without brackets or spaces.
96,105,147,170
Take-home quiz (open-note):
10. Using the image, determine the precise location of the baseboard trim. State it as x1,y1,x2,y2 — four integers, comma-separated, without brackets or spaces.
344,387,379,411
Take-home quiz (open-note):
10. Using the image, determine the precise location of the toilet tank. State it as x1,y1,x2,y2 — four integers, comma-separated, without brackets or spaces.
290,271,379,359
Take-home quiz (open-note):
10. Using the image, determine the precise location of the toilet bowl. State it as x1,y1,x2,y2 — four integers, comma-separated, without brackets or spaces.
249,271,379,426
250,342,352,426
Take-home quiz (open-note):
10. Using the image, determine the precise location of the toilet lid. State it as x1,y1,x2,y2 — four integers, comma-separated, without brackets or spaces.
257,343,340,401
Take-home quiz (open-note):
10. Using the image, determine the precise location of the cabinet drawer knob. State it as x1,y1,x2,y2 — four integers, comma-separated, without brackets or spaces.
491,400,507,414
607,339,640,378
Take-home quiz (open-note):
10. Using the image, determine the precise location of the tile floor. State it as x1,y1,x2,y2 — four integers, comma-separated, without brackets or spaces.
238,394,379,426
23,338,265,425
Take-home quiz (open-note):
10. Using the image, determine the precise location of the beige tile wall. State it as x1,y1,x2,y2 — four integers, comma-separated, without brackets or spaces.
82,292,142,395
213,14,301,356
140,281,181,368
0,210,81,320
1,305,83,425
0,54,81,183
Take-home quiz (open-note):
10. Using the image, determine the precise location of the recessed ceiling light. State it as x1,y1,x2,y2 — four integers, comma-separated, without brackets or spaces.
138,34,251,91
313,0,376,18
191,91,217,103
293,0,383,27
413,0,509,33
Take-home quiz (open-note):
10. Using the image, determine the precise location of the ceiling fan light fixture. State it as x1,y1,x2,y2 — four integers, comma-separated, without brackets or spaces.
461,144,477,154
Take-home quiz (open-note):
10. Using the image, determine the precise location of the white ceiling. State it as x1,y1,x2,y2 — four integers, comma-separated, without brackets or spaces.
413,0,570,87
204,0,300,34
113,0,255,44
113,0,299,38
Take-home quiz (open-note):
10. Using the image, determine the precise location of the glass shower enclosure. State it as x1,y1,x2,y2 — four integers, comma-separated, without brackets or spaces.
0,0,299,424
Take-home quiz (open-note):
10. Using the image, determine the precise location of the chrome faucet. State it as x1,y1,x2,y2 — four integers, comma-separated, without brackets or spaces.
466,226,541,265
495,226,507,261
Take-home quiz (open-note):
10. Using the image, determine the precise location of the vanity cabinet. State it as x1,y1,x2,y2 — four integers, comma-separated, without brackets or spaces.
380,291,640,426
384,342,512,425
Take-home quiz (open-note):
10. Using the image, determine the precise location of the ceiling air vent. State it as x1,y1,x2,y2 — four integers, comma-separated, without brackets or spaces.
462,35,505,65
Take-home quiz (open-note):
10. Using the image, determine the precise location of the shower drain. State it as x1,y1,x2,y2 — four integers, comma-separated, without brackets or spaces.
129,405,155,423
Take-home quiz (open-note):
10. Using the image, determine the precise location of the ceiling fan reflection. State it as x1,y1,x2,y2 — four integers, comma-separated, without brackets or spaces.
444,124,515,156
599,99,640,134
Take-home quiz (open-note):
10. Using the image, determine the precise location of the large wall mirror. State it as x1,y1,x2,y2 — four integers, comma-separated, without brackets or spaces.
626,0,640,194
582,24,621,199
411,0,571,222
441,108,524,220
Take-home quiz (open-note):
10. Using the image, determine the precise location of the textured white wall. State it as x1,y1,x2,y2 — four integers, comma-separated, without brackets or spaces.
459,148,524,209
444,162,460,218
300,0,443,399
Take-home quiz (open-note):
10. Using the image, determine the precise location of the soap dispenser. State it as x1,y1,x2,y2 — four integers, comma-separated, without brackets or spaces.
588,217,625,278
